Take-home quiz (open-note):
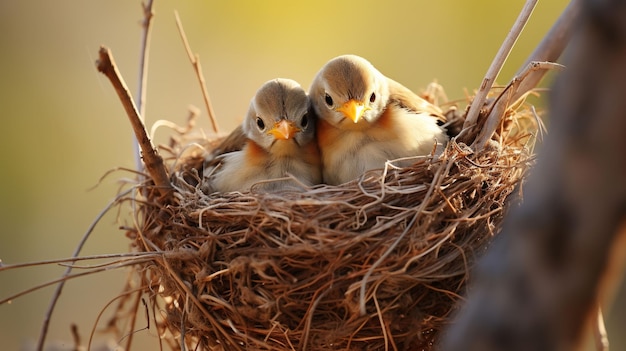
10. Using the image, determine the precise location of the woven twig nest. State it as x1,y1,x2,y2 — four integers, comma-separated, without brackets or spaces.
119,87,538,350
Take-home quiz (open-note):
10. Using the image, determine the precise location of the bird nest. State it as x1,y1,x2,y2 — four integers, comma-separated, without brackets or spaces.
112,84,540,351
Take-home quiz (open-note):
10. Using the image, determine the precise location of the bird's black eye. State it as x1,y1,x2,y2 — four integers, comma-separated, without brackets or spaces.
370,92,376,103
300,114,309,129
324,93,333,107
255,117,265,131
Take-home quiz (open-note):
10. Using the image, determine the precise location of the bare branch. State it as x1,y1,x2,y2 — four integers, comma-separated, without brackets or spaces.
441,0,626,349
37,3,159,343
470,0,580,150
35,188,133,351
472,61,564,149
132,0,156,171
462,0,538,132
96,46,172,198
509,0,580,103
175,11,220,134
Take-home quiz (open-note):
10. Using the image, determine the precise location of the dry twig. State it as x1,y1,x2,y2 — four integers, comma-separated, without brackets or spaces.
462,0,538,134
471,0,580,150
472,61,564,149
175,11,220,134
96,46,172,198
509,0,580,104
33,186,136,351
132,0,156,171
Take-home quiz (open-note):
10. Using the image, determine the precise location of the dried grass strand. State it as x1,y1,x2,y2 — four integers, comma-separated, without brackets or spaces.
175,11,220,134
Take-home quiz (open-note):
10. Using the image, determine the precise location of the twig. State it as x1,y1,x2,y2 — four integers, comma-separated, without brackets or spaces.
471,0,580,150
509,0,580,104
462,0,538,132
472,61,564,149
87,287,148,351
175,11,220,134
35,187,134,351
0,252,158,271
122,287,144,350
96,46,172,198
132,0,156,172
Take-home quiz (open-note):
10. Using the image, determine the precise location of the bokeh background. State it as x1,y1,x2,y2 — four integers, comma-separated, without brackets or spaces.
1,1,623,350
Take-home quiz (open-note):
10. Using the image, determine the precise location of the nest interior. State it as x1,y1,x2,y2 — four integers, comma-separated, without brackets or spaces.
119,89,539,351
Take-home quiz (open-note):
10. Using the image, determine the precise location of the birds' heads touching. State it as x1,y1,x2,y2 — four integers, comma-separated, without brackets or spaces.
310,55,390,128
243,78,314,151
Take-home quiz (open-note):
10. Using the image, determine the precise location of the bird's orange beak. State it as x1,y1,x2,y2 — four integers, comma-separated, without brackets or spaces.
268,119,300,140
336,99,370,123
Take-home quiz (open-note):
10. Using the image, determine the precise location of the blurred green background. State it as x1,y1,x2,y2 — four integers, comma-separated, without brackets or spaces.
1,1,623,350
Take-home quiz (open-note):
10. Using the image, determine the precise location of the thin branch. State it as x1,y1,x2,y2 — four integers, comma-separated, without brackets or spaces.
471,0,580,150
96,46,172,198
509,0,581,103
0,252,159,272
2,259,150,305
175,11,220,134
35,188,134,351
462,0,538,132
472,61,564,149
87,286,147,351
132,0,156,171
121,286,144,351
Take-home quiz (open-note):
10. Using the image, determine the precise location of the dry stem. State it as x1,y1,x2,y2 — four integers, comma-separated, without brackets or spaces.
132,0,156,171
175,11,220,134
462,0,538,133
471,0,580,150
510,0,580,104
472,61,564,149
96,46,172,198
34,186,135,351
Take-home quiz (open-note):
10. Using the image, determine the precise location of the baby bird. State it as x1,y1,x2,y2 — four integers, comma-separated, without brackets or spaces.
203,78,321,193
309,54,449,185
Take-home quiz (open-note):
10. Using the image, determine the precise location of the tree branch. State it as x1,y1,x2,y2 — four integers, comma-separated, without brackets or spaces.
132,0,156,171
96,46,172,198
441,0,626,350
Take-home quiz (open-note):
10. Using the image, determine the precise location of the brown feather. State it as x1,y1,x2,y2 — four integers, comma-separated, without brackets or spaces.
210,125,247,157
386,77,446,124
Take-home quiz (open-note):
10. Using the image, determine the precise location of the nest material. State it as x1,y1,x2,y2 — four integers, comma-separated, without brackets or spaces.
121,89,538,351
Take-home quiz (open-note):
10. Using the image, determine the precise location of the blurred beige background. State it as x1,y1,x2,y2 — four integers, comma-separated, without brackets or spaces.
1,1,623,350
